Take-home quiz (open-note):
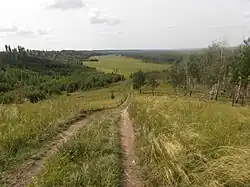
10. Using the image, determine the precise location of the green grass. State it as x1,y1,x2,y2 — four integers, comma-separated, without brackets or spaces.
0,82,129,184
30,110,122,187
85,55,169,78
129,95,250,186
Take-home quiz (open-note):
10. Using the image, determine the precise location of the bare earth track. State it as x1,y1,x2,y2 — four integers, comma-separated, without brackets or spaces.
5,94,142,187
5,110,100,187
5,96,127,187
120,107,142,187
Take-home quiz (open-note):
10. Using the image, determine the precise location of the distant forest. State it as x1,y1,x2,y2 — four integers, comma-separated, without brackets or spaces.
0,45,124,104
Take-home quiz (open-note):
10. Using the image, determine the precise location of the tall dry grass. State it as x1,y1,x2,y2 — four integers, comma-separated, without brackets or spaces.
0,83,129,183
129,95,250,187
30,110,123,187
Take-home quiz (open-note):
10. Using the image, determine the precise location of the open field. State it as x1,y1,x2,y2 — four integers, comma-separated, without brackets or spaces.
128,95,250,186
85,55,170,78
0,82,129,185
30,110,122,187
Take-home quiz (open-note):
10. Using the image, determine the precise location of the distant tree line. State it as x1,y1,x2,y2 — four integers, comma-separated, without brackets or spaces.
129,39,250,106
0,45,125,104
131,70,160,96
121,51,184,64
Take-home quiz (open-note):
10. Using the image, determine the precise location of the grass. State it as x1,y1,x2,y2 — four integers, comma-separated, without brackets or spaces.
0,82,129,184
128,95,250,187
30,109,122,187
85,55,169,78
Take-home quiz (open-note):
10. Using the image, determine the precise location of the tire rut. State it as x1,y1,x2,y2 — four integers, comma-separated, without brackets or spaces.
5,95,129,187
6,112,97,187
120,106,142,187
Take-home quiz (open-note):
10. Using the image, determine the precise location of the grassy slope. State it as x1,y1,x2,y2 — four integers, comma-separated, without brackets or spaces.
129,95,250,186
85,55,169,78
30,109,122,187
0,82,129,183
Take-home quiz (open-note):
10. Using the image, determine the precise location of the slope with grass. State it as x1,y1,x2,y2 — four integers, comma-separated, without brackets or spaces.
128,95,250,186
30,109,123,187
0,82,129,186
85,55,170,78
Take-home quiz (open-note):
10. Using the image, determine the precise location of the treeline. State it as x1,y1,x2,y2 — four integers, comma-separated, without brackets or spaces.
166,40,250,106
0,46,125,104
3,45,106,64
120,50,184,64
130,39,250,106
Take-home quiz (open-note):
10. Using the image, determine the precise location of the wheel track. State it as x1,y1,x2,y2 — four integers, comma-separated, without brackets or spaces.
120,105,142,187
5,95,129,187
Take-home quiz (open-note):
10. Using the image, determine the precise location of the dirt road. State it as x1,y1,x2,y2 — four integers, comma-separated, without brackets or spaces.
120,107,142,187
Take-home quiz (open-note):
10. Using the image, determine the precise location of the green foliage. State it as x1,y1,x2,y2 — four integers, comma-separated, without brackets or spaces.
0,46,125,104
131,70,146,93
30,111,122,187
129,95,250,186
0,83,129,184
147,77,160,95
120,50,184,64
86,55,170,78
166,63,186,89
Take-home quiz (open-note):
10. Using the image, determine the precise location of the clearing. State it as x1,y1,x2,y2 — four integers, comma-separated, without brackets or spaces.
85,55,170,78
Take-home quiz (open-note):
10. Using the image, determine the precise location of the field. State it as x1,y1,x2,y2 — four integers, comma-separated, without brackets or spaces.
2,47,250,187
128,95,250,186
30,109,122,187
0,82,129,185
85,55,170,77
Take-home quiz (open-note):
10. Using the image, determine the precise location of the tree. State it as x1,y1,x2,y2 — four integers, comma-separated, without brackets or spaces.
167,63,186,91
231,38,250,105
132,70,146,94
5,45,8,52
148,77,160,96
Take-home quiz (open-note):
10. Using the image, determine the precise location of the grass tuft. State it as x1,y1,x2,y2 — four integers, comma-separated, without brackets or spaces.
0,82,129,184
129,95,250,187
30,111,123,187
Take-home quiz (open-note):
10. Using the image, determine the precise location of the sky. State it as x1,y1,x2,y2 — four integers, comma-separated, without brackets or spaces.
0,0,250,50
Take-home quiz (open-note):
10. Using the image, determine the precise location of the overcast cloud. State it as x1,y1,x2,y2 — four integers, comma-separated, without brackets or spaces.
0,25,52,38
88,9,121,25
0,0,249,50
46,0,85,10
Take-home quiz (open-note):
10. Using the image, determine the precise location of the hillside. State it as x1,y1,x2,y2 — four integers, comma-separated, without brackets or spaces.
1,42,250,187
0,50,124,104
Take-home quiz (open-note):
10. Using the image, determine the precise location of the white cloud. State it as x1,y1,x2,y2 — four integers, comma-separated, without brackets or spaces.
0,26,18,33
167,24,176,29
244,12,250,19
46,0,84,10
88,9,121,26
97,28,124,36
209,25,223,29
0,25,52,37
35,28,52,36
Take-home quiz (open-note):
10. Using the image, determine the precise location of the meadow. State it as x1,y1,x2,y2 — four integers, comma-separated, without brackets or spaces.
30,109,122,187
0,82,129,184
128,95,250,186
85,55,170,78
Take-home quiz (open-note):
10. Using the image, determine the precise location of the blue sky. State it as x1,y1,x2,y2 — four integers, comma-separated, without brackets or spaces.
0,0,249,50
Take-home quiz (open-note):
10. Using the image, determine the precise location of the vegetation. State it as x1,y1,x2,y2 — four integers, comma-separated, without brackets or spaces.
164,39,250,106
147,77,160,96
0,46,124,104
30,110,122,187
85,55,170,78
2,37,250,187
131,70,146,94
129,95,250,186
0,83,129,184
120,50,185,64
